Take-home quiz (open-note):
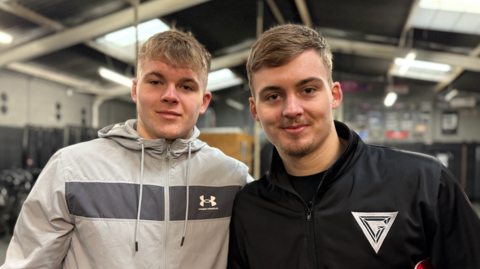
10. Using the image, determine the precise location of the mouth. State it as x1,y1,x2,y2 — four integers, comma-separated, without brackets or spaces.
156,110,181,119
282,124,309,135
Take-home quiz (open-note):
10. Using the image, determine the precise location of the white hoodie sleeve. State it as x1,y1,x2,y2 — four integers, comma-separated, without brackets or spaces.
2,152,74,269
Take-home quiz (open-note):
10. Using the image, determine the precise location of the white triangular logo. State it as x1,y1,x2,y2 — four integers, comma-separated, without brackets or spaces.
352,212,398,254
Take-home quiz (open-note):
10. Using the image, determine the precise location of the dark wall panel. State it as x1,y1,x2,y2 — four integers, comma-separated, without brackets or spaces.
0,127,23,170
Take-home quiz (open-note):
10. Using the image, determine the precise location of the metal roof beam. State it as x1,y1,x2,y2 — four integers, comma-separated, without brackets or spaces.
398,0,420,48
5,62,130,96
210,49,250,71
0,0,209,67
328,38,480,73
265,0,285,25
435,44,480,92
0,1,66,31
0,2,136,65
294,0,312,28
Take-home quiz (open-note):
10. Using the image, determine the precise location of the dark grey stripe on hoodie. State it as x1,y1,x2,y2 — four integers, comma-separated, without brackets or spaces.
66,182,240,221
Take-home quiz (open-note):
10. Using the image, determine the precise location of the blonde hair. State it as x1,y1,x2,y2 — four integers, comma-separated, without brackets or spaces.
247,24,333,93
138,30,211,86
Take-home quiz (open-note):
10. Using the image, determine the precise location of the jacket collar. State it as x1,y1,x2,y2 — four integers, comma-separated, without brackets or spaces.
267,120,365,194
98,119,206,157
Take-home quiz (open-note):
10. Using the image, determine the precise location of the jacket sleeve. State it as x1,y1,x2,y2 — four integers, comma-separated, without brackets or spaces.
430,166,480,269
1,152,74,269
227,200,250,269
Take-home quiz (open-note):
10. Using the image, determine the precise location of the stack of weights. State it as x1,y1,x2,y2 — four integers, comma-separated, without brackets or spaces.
0,168,35,237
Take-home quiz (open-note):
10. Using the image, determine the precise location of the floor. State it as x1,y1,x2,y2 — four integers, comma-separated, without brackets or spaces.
0,204,479,265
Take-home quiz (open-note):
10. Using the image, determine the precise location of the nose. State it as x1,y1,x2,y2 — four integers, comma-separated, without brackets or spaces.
161,84,179,104
283,95,303,119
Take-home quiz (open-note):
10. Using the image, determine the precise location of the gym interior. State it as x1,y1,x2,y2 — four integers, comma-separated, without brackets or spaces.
0,0,480,264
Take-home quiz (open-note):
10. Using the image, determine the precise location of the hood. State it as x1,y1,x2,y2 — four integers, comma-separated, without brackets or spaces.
267,120,365,195
98,119,206,157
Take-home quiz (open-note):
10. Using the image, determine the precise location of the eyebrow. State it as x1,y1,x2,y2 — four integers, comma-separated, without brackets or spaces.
145,72,200,88
257,77,326,97
258,86,282,97
178,77,199,86
295,77,325,87
145,71,165,80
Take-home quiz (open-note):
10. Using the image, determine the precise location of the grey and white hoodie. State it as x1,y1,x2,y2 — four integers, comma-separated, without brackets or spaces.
2,119,250,269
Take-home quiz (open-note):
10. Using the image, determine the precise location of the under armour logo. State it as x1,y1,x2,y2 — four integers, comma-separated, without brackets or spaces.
199,195,216,207
352,212,398,254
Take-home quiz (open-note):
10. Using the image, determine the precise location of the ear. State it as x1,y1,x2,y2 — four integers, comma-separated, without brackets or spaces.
131,78,138,104
249,97,260,121
199,91,212,114
331,82,343,109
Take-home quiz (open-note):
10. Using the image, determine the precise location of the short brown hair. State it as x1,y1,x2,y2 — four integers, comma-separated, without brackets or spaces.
138,30,211,86
247,24,333,94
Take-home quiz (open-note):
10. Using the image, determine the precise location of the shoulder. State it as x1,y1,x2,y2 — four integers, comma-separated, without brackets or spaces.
236,175,269,199
60,138,118,153
197,143,249,171
365,144,442,172
58,138,125,163
193,142,251,185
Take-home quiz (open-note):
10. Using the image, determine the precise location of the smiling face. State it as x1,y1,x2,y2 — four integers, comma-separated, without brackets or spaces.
250,49,342,158
132,57,211,143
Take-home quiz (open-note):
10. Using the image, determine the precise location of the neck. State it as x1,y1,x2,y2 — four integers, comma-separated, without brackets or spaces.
278,130,347,177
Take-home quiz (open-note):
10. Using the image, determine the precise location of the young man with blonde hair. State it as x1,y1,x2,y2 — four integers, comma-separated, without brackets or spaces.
228,24,480,269
2,30,251,269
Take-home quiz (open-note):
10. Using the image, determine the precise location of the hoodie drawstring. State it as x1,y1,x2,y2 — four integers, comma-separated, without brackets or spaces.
134,143,145,252
181,141,192,246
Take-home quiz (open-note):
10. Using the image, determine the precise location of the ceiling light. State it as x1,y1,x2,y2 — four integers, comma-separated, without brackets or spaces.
226,98,245,111
207,68,243,92
419,0,480,14
384,92,397,107
0,31,12,44
98,67,132,87
398,52,416,75
394,58,451,72
390,68,451,82
445,89,459,101
104,19,170,47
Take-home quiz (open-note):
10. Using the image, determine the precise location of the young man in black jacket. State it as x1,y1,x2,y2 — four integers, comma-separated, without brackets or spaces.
228,24,480,269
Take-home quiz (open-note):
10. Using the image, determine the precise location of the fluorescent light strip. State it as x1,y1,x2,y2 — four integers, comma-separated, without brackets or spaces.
0,31,12,44
105,19,170,47
391,69,449,82
207,68,243,92
98,67,132,87
419,0,480,14
384,92,397,107
394,58,451,72
226,98,245,111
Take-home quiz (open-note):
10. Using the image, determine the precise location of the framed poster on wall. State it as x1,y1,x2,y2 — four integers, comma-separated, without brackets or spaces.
441,111,459,135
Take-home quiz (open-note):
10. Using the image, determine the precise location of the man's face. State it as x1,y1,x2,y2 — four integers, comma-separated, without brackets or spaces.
250,49,342,157
132,57,211,142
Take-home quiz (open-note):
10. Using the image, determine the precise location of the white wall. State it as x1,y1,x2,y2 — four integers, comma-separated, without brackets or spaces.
0,69,137,129
0,69,93,128
98,99,137,128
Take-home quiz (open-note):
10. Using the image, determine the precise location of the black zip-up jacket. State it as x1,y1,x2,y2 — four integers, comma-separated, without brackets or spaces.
228,121,480,269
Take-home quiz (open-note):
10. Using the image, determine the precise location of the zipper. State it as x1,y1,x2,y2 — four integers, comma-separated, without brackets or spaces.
305,172,329,268
307,202,318,268
164,145,171,269
270,181,318,267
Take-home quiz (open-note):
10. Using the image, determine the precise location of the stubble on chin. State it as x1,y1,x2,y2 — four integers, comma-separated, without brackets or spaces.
277,136,315,158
